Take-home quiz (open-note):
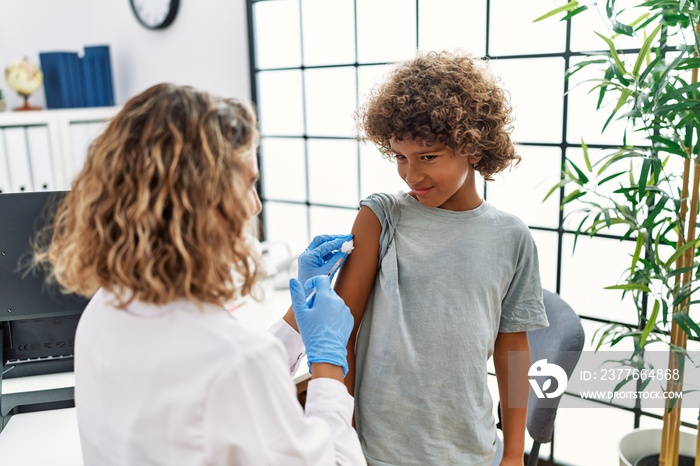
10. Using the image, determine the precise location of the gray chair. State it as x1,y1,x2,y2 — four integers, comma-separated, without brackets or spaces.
492,289,585,466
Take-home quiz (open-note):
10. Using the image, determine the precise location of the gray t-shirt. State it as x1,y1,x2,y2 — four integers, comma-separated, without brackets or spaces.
355,191,549,466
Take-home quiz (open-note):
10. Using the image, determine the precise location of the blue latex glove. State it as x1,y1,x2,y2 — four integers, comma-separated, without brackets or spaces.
298,234,353,286
289,275,353,376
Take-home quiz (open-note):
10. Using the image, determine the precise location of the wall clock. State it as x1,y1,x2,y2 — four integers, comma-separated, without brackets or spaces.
130,0,180,30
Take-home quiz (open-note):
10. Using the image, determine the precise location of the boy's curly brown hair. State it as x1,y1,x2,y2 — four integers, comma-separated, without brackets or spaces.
34,83,262,309
358,50,519,180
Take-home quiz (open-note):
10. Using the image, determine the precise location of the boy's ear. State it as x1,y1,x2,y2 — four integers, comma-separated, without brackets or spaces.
468,154,482,165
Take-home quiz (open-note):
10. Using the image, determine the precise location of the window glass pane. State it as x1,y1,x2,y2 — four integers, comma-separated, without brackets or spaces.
359,143,406,199
301,0,355,66
489,57,565,144
309,206,357,238
263,202,309,255
260,137,306,202
639,414,664,428
560,234,638,325
307,139,359,207
553,396,635,465
257,70,304,136
356,0,417,64
490,0,566,56
357,64,393,104
357,64,394,136
304,67,357,137
418,0,486,57
668,24,695,48
530,229,558,292
570,3,644,52
566,56,646,146
253,0,301,69
486,146,561,228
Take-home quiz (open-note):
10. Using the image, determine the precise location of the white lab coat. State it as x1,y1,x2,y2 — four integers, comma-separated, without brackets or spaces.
74,288,366,466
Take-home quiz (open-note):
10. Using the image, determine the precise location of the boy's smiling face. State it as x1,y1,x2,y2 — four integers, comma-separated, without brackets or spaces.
390,138,482,212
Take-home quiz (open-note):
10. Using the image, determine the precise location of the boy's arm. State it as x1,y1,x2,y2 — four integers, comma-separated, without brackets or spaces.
333,206,381,395
493,331,530,466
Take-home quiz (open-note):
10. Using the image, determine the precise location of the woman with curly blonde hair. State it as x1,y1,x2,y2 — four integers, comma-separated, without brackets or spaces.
333,51,549,465
37,83,366,466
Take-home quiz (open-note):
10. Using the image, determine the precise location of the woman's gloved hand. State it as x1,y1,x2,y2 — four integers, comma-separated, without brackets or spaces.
297,234,353,286
289,275,353,376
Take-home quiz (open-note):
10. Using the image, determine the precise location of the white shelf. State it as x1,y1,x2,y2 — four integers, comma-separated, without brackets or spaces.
0,107,118,127
0,107,119,192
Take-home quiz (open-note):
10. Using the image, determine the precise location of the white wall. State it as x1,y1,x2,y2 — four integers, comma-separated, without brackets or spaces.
0,0,251,110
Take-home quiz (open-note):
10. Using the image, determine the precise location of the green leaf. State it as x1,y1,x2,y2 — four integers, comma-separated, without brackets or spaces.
605,283,652,292
603,89,633,132
533,1,581,22
649,135,682,151
631,233,645,273
676,58,700,71
644,195,669,229
652,158,662,184
666,265,696,278
614,377,636,392
639,299,660,347
657,82,700,106
566,158,590,184
597,67,616,109
638,55,663,86
652,53,688,105
664,238,700,269
612,63,631,86
684,122,694,148
653,100,700,115
629,12,651,30
595,32,627,77
612,20,634,36
638,158,651,201
672,312,700,339
632,23,662,77
561,5,589,21
581,140,592,172
566,58,609,79
543,179,567,202
562,189,586,204
598,170,627,186
662,300,670,325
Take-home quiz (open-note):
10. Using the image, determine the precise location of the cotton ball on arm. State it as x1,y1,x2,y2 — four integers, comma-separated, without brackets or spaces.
341,240,354,254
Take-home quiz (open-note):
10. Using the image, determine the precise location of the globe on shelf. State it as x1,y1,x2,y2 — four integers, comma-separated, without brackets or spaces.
4,57,43,111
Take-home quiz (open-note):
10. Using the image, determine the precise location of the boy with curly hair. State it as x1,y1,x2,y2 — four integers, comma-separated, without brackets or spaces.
334,51,549,465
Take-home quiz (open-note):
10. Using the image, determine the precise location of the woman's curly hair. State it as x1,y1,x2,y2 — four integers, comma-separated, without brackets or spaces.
358,50,519,180
34,83,262,309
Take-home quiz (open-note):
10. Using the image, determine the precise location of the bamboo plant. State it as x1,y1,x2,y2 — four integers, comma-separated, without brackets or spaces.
536,1,700,465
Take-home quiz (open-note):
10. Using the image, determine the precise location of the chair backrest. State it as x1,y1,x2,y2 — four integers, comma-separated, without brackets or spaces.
526,289,585,444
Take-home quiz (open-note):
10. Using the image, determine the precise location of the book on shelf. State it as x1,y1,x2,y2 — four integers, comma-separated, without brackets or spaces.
39,45,114,109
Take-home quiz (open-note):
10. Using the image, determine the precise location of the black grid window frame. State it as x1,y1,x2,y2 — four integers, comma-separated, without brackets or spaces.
245,0,688,461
